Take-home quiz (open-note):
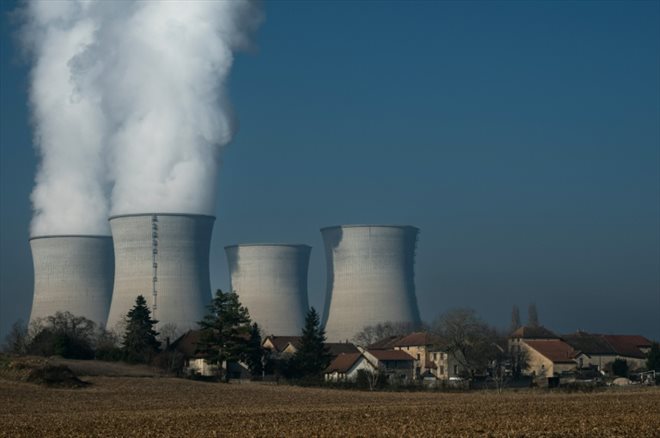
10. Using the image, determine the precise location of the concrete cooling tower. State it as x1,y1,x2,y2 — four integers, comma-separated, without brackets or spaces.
29,235,114,326
106,213,214,332
321,225,422,342
225,244,311,336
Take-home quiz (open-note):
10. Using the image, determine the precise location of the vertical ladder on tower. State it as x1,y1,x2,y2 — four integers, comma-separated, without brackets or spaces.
151,215,159,319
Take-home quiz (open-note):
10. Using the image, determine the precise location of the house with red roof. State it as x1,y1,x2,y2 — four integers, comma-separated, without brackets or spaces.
563,331,652,371
522,339,578,377
324,348,416,382
324,352,378,382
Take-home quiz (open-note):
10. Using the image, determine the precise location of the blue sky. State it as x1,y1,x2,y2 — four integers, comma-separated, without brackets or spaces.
1,0,659,340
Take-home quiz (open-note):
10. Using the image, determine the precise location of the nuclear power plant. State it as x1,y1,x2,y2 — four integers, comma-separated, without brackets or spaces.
105,213,215,332
29,235,114,326
27,220,422,341
225,244,311,336
321,225,421,342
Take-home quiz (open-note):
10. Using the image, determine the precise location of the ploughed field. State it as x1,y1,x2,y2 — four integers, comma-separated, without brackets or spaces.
1,376,659,437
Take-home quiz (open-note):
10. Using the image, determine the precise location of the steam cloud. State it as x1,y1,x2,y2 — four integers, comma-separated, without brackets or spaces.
24,0,262,236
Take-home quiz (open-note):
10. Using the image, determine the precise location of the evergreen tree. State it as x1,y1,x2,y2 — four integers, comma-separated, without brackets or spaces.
122,295,160,363
528,303,539,327
292,307,331,378
245,322,264,378
646,342,660,372
510,305,521,334
197,289,252,381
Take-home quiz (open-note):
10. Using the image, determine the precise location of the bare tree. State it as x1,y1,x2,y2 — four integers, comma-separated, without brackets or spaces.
356,369,381,391
528,303,539,327
492,342,530,392
2,320,28,354
158,323,180,347
432,308,501,375
510,305,521,334
352,321,419,347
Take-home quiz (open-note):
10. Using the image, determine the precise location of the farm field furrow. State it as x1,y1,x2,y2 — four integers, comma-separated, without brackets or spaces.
1,377,659,437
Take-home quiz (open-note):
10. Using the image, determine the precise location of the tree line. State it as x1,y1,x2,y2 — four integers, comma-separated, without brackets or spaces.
1,290,334,382
4,297,659,382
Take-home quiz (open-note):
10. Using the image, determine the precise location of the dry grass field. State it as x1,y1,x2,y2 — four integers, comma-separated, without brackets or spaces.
1,373,659,437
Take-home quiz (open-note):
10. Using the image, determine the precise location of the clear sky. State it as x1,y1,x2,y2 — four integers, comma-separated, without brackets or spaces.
1,1,659,340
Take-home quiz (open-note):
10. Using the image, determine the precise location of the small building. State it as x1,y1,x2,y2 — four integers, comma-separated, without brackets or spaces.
170,330,218,377
391,332,441,378
365,349,416,382
263,335,359,359
521,339,577,377
262,335,302,357
324,352,378,382
509,325,560,351
426,348,467,380
564,332,652,371
387,331,467,380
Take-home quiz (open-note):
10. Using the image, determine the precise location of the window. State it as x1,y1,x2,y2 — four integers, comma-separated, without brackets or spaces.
454,365,458,375
440,366,444,375
417,353,420,360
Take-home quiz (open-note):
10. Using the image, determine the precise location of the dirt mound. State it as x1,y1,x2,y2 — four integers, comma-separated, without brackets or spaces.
25,365,88,388
1,354,88,387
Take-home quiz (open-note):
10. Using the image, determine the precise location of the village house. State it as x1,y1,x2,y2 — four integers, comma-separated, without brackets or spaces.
391,332,440,377
365,349,416,381
261,335,301,357
262,335,359,359
170,330,218,377
324,348,417,382
563,332,652,371
427,348,467,380
324,352,378,382
521,339,578,377
509,325,560,351
378,332,468,380
508,326,577,377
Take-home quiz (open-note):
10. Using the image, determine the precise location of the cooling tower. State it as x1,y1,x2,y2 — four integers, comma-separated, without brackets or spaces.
29,235,114,326
106,213,214,332
225,244,311,336
321,225,421,342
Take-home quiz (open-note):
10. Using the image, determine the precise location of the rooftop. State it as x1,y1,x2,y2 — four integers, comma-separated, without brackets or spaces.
562,332,652,358
368,349,415,361
170,330,205,358
601,335,652,359
524,339,577,363
262,336,302,352
562,332,616,355
324,353,364,374
367,335,406,350
393,332,442,348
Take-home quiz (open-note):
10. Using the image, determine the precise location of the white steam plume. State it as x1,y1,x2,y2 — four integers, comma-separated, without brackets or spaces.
24,0,262,235
25,1,109,236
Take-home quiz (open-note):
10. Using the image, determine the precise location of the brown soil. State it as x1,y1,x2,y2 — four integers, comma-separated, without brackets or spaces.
1,375,658,437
